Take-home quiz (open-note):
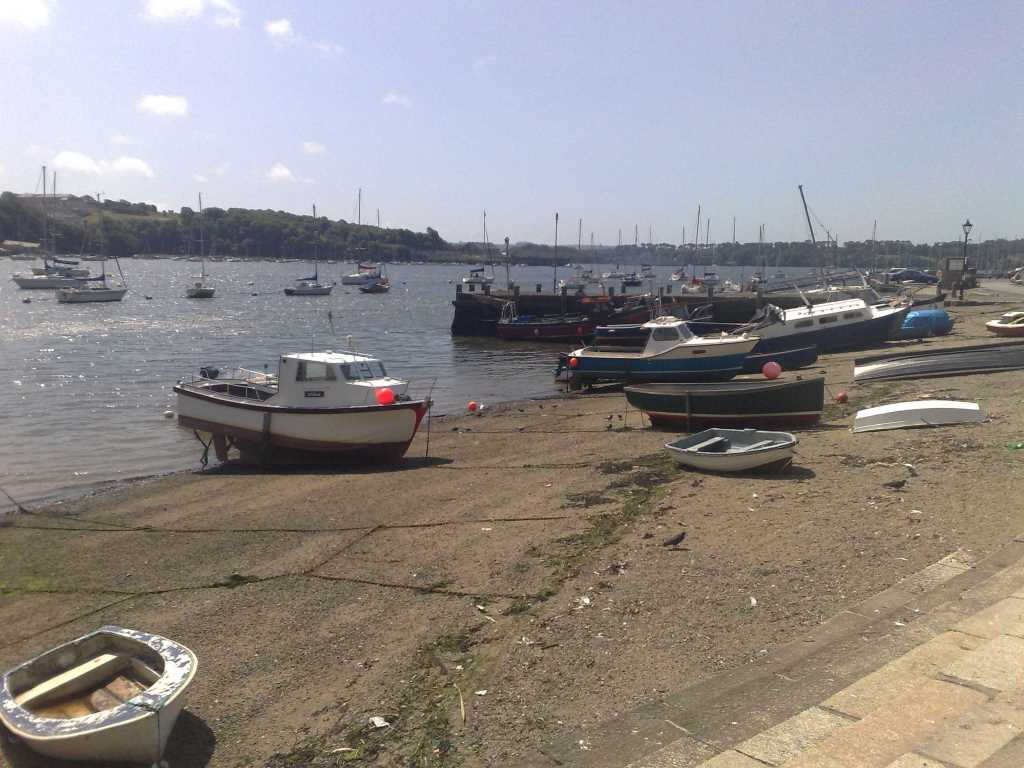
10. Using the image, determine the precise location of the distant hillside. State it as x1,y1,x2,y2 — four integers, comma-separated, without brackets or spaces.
0,192,447,261
3,191,1022,271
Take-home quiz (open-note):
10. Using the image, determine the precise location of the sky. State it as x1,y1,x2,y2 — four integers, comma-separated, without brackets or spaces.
1,0,1022,246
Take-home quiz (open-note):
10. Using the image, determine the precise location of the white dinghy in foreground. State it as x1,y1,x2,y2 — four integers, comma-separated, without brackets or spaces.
0,626,197,764
664,428,797,473
853,400,985,433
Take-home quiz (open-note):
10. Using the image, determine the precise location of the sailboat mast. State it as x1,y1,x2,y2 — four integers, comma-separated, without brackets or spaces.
577,218,582,252
552,212,559,292
313,203,318,282
694,204,701,250
41,165,48,255
797,184,821,279
357,188,361,226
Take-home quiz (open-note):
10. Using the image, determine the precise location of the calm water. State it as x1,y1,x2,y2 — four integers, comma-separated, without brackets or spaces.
0,258,808,508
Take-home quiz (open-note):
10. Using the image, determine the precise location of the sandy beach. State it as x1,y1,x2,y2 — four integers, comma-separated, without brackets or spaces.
3,288,1024,768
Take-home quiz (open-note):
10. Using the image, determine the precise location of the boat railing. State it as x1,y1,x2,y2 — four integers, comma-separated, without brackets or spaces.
180,367,279,399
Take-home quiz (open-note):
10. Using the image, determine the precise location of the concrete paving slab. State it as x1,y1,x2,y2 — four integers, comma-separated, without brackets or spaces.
977,733,1024,768
955,597,1024,640
916,698,1022,767
786,678,987,768
825,630,984,718
882,755,946,767
691,751,765,768
944,635,1024,692
735,706,851,766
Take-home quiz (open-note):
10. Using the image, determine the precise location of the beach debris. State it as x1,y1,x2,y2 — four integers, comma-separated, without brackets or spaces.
474,690,488,696
454,683,466,723
884,479,907,491
515,636,537,646
369,716,390,729
606,561,628,574
1009,441,1024,451
573,596,591,609
328,747,356,754
749,596,758,607
662,531,688,547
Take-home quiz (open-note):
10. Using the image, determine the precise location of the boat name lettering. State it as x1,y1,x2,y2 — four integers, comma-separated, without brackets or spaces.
304,391,325,398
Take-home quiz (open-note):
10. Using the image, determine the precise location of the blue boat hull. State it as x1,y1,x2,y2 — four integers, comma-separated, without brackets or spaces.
567,351,750,385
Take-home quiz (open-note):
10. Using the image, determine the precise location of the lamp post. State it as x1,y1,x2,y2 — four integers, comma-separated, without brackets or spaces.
960,218,972,300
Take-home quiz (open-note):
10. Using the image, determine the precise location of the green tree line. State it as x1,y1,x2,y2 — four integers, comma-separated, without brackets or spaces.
0,192,446,261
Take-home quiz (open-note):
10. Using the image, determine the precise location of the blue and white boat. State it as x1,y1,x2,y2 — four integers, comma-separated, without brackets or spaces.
561,316,757,387
689,295,910,354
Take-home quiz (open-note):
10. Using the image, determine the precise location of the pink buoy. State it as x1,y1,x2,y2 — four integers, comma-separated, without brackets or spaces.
376,387,396,405
762,361,782,380
835,390,849,404
468,400,478,412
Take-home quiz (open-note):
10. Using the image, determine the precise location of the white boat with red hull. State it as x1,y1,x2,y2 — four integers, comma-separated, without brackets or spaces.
174,351,430,464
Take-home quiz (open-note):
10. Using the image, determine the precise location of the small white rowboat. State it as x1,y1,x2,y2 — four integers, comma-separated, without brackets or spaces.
0,626,197,764
853,400,985,433
664,428,797,473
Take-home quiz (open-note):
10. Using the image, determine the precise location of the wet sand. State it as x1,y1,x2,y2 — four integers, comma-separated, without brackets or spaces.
2,289,1024,767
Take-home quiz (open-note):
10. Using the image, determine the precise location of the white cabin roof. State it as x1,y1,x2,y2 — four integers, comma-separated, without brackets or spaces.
642,316,687,329
782,298,867,320
281,351,379,365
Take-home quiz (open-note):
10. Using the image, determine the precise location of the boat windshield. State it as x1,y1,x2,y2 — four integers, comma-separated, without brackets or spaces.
340,360,388,380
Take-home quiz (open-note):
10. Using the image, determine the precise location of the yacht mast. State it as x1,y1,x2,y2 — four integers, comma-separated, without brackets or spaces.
797,184,822,280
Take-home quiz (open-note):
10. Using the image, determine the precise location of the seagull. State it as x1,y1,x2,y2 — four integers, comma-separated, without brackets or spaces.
662,531,687,547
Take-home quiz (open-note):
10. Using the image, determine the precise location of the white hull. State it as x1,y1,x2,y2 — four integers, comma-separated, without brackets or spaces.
13,275,83,289
56,287,128,303
664,429,797,473
667,444,794,472
175,386,428,459
853,400,985,433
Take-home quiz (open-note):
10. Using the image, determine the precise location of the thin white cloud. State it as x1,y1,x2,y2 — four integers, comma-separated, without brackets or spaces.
51,151,156,178
144,0,240,27
0,0,53,29
264,17,294,40
144,0,203,20
111,156,155,178
302,141,325,155
213,162,229,177
138,94,189,117
111,133,132,145
311,40,342,56
266,162,294,183
382,91,412,108
264,17,340,55
52,151,102,176
473,54,497,71
210,0,240,27
193,173,209,183
25,143,53,159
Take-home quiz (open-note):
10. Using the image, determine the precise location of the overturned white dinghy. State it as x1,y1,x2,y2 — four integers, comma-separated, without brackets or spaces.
0,626,197,764
853,400,985,433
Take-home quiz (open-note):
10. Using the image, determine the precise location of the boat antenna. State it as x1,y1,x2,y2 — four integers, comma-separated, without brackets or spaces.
552,212,559,292
798,184,822,282
504,236,511,289
694,204,701,252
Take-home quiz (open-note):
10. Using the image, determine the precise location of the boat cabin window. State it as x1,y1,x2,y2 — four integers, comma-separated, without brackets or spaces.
794,319,813,328
296,361,337,382
340,360,388,380
818,316,837,325
651,327,680,341
843,311,864,319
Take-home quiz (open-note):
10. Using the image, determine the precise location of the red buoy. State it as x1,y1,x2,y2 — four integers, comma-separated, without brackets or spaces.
762,361,782,380
835,390,849,404
468,400,478,412
376,387,396,405
568,357,578,368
